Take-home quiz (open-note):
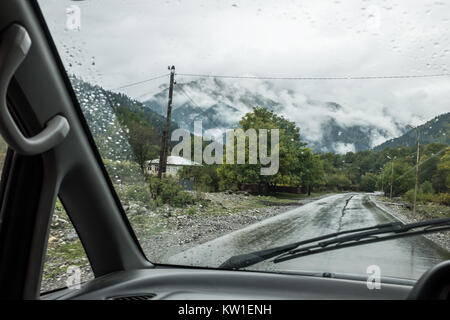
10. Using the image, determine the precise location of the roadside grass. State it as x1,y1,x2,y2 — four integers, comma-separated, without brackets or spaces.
414,202,450,219
123,189,332,219
43,240,88,281
42,201,93,286
128,213,170,238
379,196,450,220
198,196,267,216
173,191,330,217
264,191,328,201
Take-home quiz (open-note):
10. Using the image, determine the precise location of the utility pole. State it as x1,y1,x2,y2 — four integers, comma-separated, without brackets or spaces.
158,66,175,179
412,127,420,216
381,171,384,193
386,155,395,200
390,161,394,200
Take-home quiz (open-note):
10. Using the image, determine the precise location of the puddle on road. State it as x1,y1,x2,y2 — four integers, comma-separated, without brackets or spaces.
361,196,392,223
171,193,450,279
231,194,347,253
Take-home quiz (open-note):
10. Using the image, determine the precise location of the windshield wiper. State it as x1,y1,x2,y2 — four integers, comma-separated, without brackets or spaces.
220,220,403,269
219,218,450,269
273,217,450,264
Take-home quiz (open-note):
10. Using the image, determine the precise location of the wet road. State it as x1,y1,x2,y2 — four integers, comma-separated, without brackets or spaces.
168,193,450,280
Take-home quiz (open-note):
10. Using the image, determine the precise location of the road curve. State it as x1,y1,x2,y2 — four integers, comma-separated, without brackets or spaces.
168,193,450,280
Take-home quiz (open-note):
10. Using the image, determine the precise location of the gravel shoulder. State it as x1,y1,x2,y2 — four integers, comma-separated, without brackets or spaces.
371,194,450,253
140,193,331,263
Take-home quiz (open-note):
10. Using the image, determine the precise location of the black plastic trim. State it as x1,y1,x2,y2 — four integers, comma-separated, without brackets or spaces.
29,0,147,261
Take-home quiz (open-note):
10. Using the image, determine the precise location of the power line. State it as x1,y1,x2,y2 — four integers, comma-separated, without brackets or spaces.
177,84,226,130
112,70,450,91
135,88,164,101
178,85,201,109
114,73,169,90
176,72,450,81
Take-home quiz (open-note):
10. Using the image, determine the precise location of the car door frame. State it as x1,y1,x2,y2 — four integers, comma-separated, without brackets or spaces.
0,0,152,300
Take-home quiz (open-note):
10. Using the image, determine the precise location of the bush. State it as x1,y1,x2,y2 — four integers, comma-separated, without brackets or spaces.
403,189,415,203
147,175,195,208
326,174,352,191
178,165,220,192
420,181,434,194
185,207,196,215
433,193,450,206
403,188,449,206
103,159,143,184
125,184,151,203
116,183,152,204
403,189,432,204
360,173,377,192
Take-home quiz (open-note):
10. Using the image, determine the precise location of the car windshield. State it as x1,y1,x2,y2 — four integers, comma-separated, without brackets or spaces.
38,0,449,283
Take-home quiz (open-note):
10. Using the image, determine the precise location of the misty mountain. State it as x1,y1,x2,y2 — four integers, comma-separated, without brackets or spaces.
142,77,407,153
70,76,448,158
374,113,450,151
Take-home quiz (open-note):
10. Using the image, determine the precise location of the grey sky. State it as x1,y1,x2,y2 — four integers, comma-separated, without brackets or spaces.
39,0,450,138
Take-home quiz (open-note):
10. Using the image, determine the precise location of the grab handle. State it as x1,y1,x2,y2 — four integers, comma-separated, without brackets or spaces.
0,24,69,155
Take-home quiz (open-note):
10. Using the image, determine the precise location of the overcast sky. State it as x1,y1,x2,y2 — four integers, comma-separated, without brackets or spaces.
39,0,450,133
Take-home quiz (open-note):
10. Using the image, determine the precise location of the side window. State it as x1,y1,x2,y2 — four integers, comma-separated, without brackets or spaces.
40,199,94,293
0,136,93,292
0,136,7,180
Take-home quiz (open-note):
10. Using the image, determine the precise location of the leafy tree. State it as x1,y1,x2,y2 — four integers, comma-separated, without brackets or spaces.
381,160,414,197
360,173,377,192
115,108,161,175
432,148,450,193
422,142,447,156
420,181,434,194
217,107,308,190
126,122,160,175
417,153,440,185
326,173,352,191
178,165,220,192
302,153,326,194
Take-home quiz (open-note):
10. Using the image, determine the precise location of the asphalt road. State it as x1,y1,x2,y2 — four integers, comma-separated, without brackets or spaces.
168,193,450,280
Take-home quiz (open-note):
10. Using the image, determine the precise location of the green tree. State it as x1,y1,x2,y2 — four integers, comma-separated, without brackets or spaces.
126,122,160,175
178,165,220,192
302,153,326,195
432,148,450,193
217,107,308,191
382,160,414,197
420,181,434,194
326,173,352,191
115,107,161,175
360,173,377,192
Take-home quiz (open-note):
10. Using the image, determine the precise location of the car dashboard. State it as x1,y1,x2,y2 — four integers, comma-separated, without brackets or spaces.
42,267,413,300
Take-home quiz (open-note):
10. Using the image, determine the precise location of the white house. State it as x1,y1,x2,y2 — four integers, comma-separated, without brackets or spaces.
146,156,201,177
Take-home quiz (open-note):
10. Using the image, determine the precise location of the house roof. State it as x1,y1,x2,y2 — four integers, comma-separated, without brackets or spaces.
148,156,201,166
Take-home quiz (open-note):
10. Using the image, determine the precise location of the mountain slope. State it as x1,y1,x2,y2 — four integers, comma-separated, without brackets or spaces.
70,76,178,161
374,113,450,151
